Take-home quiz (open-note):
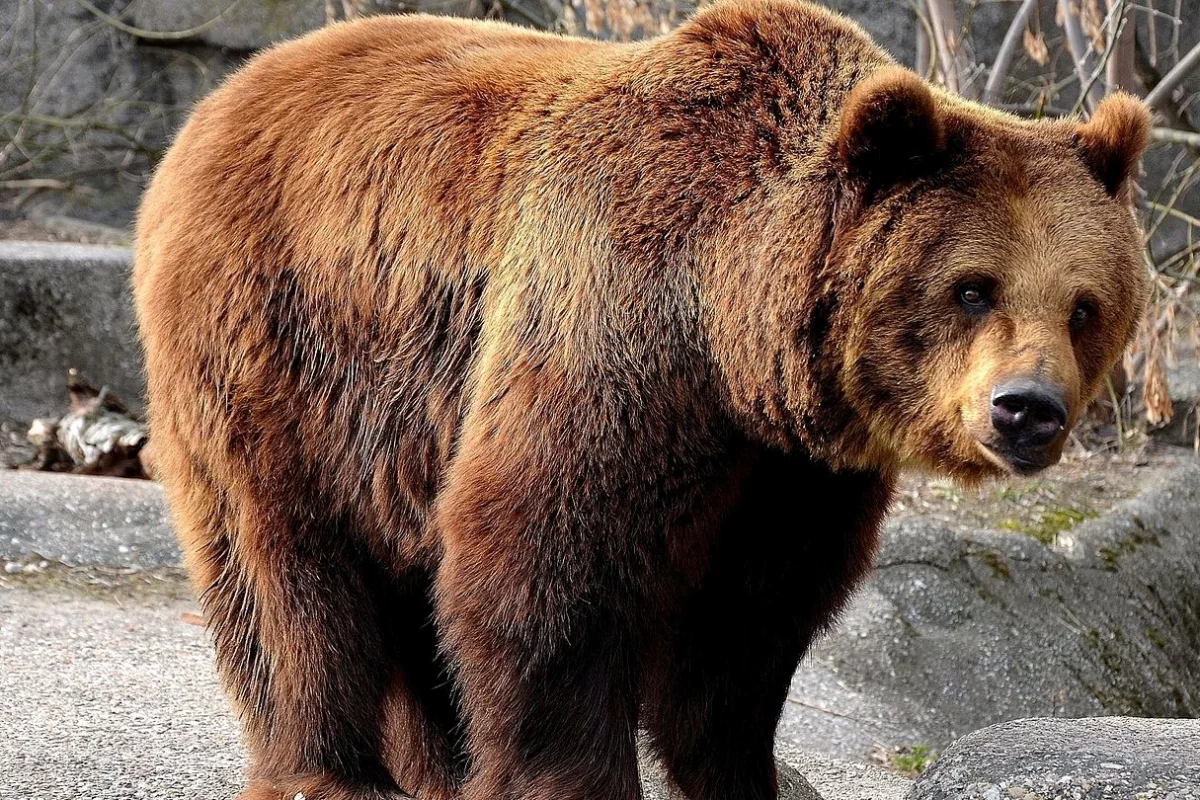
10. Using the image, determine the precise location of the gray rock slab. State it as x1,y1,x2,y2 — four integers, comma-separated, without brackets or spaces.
782,456,1200,762
908,717,1200,799
0,589,900,800
0,242,143,421
0,471,177,569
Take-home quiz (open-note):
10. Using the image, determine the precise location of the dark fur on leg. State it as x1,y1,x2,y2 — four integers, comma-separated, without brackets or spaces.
644,451,894,800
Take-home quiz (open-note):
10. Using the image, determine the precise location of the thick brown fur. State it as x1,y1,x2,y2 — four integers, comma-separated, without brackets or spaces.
133,1,1151,798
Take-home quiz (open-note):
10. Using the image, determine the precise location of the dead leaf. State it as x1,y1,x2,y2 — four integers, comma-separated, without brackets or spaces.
1024,28,1050,66
179,611,206,627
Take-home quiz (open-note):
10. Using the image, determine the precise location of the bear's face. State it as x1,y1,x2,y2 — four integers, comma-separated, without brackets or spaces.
835,70,1151,482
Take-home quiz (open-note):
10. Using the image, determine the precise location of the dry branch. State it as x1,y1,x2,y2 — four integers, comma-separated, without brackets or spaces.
69,0,248,41
26,373,152,479
983,0,1039,104
1145,40,1200,111
1058,0,1105,109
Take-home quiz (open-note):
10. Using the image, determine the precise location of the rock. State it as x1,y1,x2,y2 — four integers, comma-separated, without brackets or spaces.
0,242,142,422
777,740,914,800
781,454,1200,762
0,471,177,569
1152,347,1200,448
907,717,1200,799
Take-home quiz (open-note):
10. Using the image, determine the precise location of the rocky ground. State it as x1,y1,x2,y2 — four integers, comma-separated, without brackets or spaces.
914,717,1200,800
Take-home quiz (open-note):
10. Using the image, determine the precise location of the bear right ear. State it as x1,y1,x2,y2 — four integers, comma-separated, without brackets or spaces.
837,66,944,194
1076,92,1151,198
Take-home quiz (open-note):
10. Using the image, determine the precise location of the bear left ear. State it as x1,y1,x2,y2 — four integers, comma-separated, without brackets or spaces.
837,66,944,194
1076,93,1152,197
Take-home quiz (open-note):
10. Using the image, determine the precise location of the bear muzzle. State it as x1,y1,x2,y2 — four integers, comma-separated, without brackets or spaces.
984,379,1069,475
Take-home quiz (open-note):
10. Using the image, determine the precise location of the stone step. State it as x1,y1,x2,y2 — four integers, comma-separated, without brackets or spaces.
0,242,142,423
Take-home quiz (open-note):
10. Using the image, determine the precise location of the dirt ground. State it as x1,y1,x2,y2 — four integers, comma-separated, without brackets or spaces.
890,443,1176,541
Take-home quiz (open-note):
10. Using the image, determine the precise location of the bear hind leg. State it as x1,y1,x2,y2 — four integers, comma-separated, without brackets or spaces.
376,573,469,800
172,464,409,799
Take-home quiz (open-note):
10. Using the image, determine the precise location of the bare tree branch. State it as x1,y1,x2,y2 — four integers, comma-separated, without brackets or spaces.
983,0,1038,104
924,0,969,95
1070,0,1130,115
1105,0,1136,93
1145,39,1200,111
1058,0,1105,110
1152,128,1200,147
69,0,247,42
916,19,931,80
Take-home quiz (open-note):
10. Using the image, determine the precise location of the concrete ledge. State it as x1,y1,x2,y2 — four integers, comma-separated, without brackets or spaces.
0,471,175,569
0,241,142,421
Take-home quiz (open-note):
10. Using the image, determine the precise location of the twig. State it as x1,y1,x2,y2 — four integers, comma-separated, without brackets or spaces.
0,178,72,190
1059,0,1104,110
1105,0,1136,93
1130,281,1191,375
1144,200,1200,229
69,0,247,41
1070,0,1130,115
1145,39,1200,111
983,0,1038,104
925,0,963,94
784,696,904,732
1152,128,1200,147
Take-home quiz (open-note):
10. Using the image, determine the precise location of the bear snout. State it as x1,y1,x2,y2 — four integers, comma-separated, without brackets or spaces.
986,379,1069,473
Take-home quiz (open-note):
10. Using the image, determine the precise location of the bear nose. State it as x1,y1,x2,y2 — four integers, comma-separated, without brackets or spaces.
990,380,1068,448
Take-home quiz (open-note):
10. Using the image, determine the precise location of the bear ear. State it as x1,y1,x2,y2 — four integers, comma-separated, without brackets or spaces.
837,66,944,194
1076,92,1151,197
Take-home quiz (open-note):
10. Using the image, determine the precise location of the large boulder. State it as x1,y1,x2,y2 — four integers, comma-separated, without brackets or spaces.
908,717,1200,799
781,454,1200,761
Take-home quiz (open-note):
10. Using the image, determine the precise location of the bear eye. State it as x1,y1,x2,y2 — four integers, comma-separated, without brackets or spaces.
1070,300,1095,332
957,281,992,312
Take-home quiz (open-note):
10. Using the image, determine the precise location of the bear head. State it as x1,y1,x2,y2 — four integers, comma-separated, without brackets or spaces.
833,68,1151,482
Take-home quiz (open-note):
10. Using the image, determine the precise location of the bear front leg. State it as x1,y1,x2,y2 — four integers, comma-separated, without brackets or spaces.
433,411,650,800
644,451,894,800
438,592,642,800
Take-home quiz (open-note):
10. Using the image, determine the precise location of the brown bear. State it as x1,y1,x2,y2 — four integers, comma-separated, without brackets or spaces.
132,0,1151,798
